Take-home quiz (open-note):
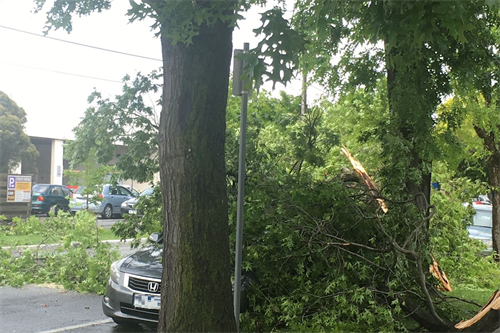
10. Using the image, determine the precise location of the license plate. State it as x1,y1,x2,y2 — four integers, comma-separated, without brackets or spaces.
129,209,137,214
133,294,161,310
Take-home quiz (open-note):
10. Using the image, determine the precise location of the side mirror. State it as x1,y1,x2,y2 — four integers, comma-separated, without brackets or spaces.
149,232,163,244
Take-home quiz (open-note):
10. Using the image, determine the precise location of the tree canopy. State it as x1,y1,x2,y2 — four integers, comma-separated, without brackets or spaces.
0,91,38,174
65,70,162,183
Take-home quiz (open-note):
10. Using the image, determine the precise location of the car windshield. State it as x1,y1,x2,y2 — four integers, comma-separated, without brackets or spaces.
473,209,492,228
140,188,154,197
32,184,49,194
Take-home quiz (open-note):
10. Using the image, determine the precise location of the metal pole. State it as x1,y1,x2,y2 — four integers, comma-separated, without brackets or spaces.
234,42,249,331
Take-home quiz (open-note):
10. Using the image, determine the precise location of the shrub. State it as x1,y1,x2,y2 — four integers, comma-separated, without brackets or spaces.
0,211,120,294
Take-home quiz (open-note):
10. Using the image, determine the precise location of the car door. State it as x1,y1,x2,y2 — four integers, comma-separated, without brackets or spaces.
60,186,71,210
49,186,65,208
107,186,122,213
117,186,134,207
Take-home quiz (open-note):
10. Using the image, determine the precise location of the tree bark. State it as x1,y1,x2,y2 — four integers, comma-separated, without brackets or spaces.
384,40,444,332
157,10,236,332
385,44,432,212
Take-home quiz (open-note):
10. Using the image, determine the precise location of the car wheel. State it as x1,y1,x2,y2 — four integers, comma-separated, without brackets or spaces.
101,204,113,219
48,205,59,217
111,317,137,326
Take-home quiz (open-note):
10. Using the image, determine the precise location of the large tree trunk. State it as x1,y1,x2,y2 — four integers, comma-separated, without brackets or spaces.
383,41,448,332
385,44,433,212
157,10,236,332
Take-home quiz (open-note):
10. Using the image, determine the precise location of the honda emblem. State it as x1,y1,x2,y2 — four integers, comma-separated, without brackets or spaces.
147,282,159,293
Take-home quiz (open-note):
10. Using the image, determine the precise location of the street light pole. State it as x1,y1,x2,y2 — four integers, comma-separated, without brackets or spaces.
232,42,250,332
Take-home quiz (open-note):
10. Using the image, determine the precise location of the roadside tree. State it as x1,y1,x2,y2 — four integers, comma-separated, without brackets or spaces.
0,91,38,174
34,0,240,331
65,71,162,184
445,7,500,257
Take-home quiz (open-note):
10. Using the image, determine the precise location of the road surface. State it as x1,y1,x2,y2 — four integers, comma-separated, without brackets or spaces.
0,285,155,333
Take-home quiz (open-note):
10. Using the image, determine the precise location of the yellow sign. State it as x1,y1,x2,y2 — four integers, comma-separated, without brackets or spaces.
16,182,31,191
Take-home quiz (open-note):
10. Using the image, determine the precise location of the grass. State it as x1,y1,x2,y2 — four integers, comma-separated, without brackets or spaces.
0,228,119,247
447,285,498,318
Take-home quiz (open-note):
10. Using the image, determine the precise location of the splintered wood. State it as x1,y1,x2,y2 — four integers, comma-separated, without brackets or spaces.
341,146,498,331
429,254,452,292
455,289,500,330
341,146,388,213
341,147,452,291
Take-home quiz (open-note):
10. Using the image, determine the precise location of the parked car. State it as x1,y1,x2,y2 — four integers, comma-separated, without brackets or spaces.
70,184,135,219
102,233,253,326
474,194,492,205
66,185,79,194
467,203,493,255
120,187,155,215
31,184,72,216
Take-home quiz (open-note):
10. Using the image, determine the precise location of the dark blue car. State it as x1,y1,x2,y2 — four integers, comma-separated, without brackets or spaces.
31,184,72,216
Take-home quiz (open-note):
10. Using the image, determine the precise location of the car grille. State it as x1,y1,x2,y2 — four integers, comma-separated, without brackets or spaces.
128,276,161,294
120,302,159,321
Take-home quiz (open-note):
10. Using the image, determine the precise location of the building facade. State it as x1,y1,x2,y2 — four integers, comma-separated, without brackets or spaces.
14,136,151,192
19,136,65,185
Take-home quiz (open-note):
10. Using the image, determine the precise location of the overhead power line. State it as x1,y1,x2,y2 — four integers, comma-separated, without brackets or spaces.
1,61,123,83
309,83,327,94
0,25,162,62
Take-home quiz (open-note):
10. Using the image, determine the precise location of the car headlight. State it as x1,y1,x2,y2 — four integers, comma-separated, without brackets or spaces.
121,201,127,208
110,260,121,284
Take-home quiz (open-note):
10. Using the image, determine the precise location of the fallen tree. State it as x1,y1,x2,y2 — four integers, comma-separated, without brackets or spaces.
239,146,499,332
343,147,498,332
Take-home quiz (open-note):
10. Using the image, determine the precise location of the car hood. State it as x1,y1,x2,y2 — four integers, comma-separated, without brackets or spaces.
119,246,163,279
123,198,139,205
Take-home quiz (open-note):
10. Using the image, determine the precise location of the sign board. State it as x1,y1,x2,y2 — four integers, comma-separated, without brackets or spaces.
7,175,32,203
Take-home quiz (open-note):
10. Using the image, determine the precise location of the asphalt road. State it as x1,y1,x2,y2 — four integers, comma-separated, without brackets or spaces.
0,285,155,333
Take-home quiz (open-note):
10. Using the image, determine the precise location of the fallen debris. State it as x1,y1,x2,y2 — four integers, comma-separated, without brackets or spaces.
429,254,452,292
340,146,500,332
341,146,388,213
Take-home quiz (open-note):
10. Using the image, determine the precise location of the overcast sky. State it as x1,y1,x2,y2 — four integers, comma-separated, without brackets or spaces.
0,0,318,140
